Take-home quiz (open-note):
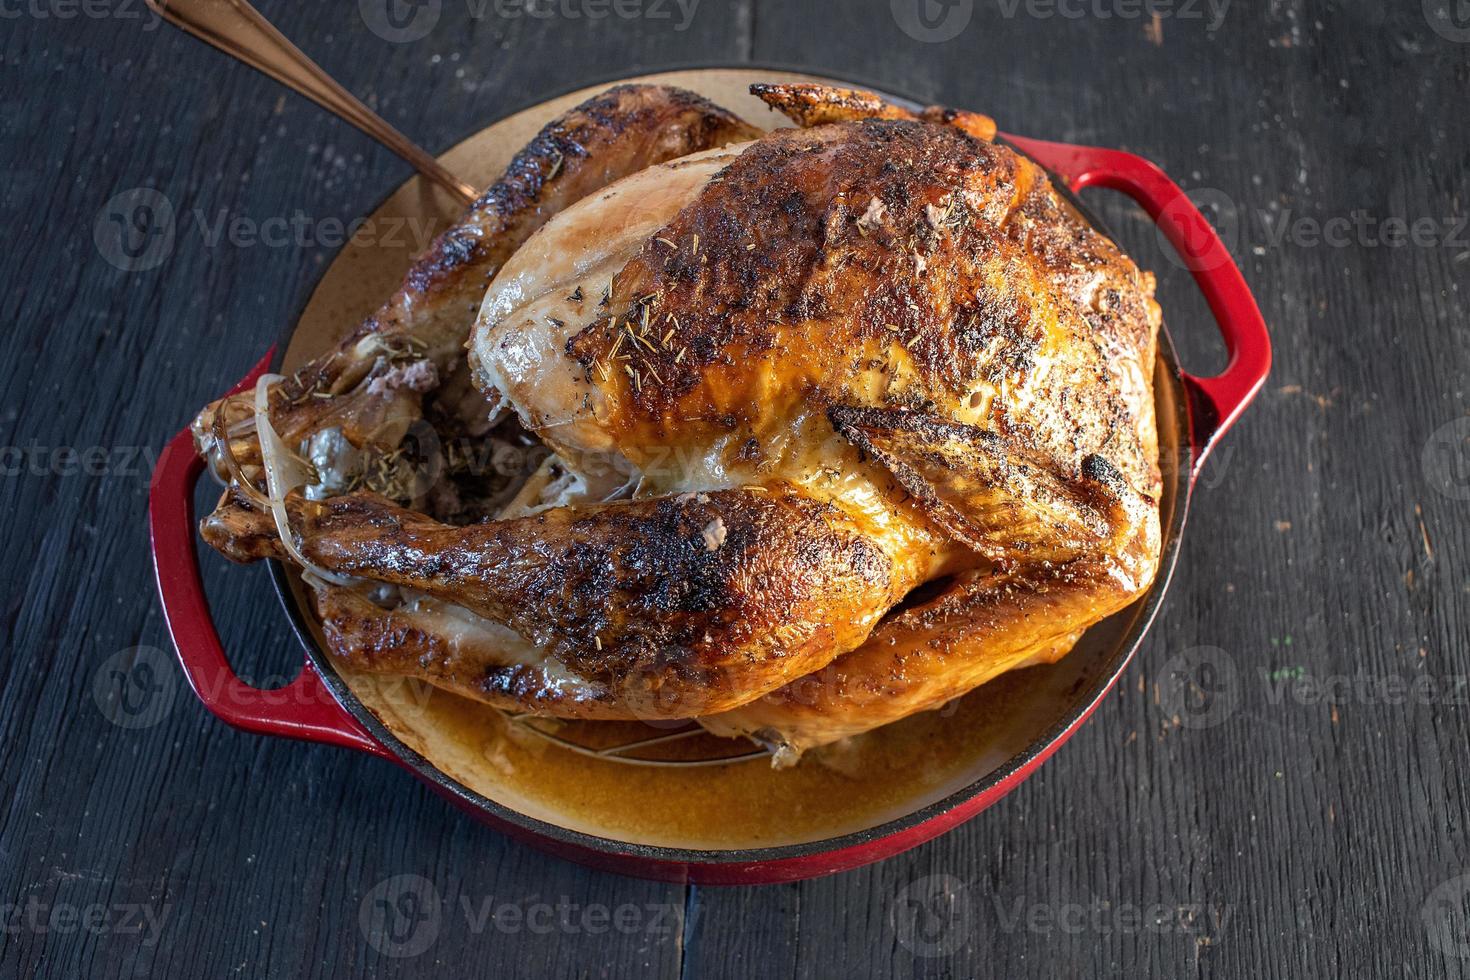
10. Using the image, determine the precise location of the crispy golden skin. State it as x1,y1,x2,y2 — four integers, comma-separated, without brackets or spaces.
700,560,1131,757
568,118,1157,498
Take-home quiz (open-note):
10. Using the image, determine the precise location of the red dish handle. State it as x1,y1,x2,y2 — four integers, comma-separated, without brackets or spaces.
1005,135,1271,480
148,348,388,758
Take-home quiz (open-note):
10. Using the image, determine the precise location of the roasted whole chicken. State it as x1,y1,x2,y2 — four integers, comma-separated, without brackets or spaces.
194,82,1162,765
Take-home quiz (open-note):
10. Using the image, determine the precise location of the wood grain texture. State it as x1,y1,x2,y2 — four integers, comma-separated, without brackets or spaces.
1,0,1468,977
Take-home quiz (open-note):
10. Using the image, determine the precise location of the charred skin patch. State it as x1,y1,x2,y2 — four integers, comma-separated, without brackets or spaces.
310,583,635,720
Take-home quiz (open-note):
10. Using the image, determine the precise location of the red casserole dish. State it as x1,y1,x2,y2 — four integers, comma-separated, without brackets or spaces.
149,70,1269,884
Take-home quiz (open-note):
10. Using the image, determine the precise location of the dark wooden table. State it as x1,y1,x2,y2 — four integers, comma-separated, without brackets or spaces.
4,1,1468,976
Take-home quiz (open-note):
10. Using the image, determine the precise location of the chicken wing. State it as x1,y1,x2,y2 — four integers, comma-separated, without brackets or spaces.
751,82,997,140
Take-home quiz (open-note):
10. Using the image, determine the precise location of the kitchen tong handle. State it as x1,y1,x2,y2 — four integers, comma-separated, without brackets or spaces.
145,0,478,205
148,348,389,757
1004,135,1271,479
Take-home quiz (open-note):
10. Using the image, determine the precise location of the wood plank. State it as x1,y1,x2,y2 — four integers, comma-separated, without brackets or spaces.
1,0,1468,977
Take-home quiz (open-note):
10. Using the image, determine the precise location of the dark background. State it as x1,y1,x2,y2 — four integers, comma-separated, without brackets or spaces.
3,0,1469,976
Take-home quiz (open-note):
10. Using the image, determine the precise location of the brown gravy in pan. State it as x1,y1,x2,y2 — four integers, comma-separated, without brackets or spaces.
337,661,1050,849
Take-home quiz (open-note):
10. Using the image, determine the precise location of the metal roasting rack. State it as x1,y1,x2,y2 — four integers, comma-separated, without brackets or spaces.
500,714,775,768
